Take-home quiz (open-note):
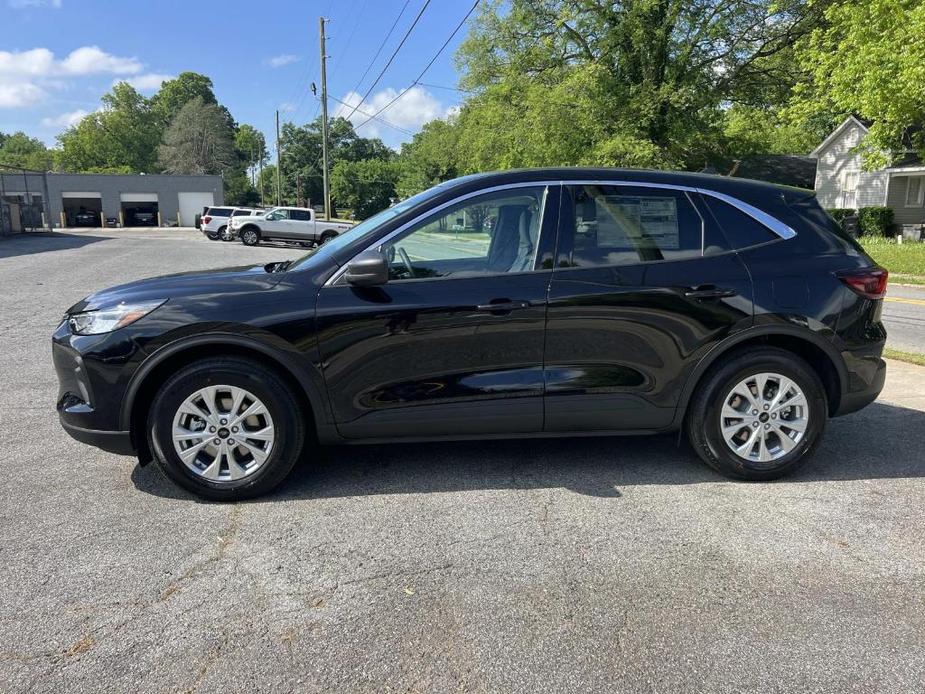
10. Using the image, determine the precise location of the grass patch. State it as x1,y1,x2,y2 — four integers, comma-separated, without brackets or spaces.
884,348,925,367
859,237,925,279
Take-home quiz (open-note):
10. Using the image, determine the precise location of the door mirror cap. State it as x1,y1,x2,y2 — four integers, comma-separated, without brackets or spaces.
345,250,389,287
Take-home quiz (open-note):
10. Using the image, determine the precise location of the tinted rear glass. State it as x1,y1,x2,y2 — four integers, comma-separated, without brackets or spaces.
207,207,232,216
789,197,865,253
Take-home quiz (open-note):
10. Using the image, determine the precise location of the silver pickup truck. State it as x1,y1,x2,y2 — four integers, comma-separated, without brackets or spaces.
229,206,353,247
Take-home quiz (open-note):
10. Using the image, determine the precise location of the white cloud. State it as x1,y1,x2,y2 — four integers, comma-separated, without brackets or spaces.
41,108,89,127
60,46,141,75
279,102,296,112
0,45,152,109
266,54,299,68
0,81,45,108
8,0,62,8
334,86,451,140
115,72,172,92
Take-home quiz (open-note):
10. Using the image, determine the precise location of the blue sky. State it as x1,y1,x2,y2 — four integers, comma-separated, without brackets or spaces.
0,0,474,151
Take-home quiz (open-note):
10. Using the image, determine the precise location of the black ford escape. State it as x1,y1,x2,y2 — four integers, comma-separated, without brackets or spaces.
54,168,887,500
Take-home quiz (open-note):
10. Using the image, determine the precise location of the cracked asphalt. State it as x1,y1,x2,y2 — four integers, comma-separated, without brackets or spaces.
1,229,924,693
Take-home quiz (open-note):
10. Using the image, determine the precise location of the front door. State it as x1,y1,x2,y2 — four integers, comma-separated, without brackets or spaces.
544,183,754,432
316,184,560,439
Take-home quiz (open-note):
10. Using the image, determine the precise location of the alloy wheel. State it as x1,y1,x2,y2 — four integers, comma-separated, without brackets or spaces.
719,372,808,465
171,385,275,482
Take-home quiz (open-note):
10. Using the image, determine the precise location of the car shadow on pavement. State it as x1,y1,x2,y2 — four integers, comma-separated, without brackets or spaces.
0,232,108,259
131,401,925,502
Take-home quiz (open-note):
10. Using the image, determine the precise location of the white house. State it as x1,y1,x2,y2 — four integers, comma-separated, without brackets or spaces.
812,116,925,228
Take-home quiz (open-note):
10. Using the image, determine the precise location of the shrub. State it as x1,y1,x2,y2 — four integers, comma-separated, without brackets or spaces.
826,208,856,225
858,206,894,237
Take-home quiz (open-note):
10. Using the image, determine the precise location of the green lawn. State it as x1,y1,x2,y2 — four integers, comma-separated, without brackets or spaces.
859,237,925,283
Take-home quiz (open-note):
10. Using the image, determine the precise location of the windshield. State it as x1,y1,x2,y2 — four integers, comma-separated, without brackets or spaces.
288,182,456,271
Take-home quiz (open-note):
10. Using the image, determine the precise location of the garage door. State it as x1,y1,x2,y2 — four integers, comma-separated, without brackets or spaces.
178,192,215,227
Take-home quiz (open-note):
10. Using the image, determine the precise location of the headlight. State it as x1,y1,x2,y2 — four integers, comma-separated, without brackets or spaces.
68,299,166,335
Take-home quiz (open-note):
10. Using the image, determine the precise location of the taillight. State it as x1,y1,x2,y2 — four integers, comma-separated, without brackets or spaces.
837,267,888,300
203,215,211,224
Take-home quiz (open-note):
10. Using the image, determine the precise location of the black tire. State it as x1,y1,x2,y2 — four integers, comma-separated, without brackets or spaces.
319,230,338,244
217,225,229,241
205,230,220,241
147,357,305,501
241,227,260,246
686,347,827,481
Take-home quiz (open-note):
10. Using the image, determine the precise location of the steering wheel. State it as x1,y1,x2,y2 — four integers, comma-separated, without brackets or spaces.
398,247,415,279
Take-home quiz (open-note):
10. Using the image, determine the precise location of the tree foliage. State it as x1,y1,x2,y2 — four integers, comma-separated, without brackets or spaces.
157,97,237,175
57,83,160,173
0,131,53,170
331,159,401,218
791,0,925,169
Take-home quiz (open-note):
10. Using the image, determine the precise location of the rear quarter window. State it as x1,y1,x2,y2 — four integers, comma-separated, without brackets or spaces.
703,197,778,250
207,207,232,217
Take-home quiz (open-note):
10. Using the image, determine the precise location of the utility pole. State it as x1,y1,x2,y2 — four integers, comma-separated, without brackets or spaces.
275,109,282,207
296,172,302,208
319,16,331,220
258,155,264,206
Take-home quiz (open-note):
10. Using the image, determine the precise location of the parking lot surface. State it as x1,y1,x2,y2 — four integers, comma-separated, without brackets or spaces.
1,229,924,693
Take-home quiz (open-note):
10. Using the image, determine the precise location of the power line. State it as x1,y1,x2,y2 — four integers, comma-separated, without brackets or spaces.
417,81,473,94
347,0,411,98
354,0,479,131
342,0,432,121
327,93,415,135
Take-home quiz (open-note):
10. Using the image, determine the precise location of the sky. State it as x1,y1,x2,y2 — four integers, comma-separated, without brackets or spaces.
0,0,475,152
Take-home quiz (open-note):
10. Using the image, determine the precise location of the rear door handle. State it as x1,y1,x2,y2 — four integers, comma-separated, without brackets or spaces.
684,285,737,299
476,299,532,313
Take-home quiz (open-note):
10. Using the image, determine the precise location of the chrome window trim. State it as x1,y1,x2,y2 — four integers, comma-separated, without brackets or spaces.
324,179,796,286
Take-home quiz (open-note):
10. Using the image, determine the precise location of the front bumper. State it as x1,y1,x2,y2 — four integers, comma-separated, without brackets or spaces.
53,321,141,456
60,419,134,455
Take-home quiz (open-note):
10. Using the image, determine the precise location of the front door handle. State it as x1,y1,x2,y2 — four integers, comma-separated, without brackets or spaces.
684,285,737,299
476,299,532,313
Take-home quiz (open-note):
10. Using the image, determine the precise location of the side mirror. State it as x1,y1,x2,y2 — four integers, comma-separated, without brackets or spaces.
345,250,389,287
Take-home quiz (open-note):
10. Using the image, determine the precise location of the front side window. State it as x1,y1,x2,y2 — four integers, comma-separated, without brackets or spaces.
558,185,705,268
381,186,547,281
267,209,290,221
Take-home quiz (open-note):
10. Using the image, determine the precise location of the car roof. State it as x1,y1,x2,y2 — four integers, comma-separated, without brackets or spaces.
435,167,813,203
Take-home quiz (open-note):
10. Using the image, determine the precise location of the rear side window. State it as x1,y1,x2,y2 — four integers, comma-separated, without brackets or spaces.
290,209,312,221
207,207,232,217
231,209,251,216
702,197,777,250
789,196,865,253
559,185,705,267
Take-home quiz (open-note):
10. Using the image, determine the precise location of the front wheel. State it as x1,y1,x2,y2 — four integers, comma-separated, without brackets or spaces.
147,357,305,500
241,228,260,246
686,347,827,481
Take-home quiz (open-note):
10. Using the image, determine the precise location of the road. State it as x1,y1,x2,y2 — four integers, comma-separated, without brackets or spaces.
1,228,924,693
884,284,925,354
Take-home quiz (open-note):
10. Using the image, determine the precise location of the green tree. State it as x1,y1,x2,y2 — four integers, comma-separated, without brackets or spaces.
157,97,237,175
396,119,460,196
234,124,268,172
57,82,160,172
0,131,54,170
151,72,218,126
791,0,925,168
451,0,827,170
278,116,392,207
331,158,400,218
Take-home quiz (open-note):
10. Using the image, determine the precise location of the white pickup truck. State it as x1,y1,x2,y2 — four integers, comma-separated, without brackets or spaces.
230,206,353,247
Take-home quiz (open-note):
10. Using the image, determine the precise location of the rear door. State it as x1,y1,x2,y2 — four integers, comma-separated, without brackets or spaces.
315,184,560,439
544,183,754,432
288,209,315,239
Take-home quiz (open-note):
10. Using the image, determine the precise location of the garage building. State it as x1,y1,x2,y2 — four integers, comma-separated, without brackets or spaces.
0,171,223,232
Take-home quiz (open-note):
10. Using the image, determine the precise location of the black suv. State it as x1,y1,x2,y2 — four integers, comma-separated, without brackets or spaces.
53,169,887,500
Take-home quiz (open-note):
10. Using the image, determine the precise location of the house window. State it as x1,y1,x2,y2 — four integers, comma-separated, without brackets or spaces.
840,171,859,209
905,176,924,207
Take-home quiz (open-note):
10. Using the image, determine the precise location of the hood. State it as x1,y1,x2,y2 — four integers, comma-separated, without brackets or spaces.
68,263,286,313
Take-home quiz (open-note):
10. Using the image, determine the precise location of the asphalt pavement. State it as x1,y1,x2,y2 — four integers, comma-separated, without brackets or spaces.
884,284,925,354
1,228,924,693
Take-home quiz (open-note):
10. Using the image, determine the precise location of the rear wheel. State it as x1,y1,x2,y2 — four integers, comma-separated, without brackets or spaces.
147,357,305,500
241,228,260,246
205,229,220,241
319,230,338,245
686,347,827,480
219,225,234,241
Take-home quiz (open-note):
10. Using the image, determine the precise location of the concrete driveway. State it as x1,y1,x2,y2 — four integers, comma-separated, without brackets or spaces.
1,229,924,693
